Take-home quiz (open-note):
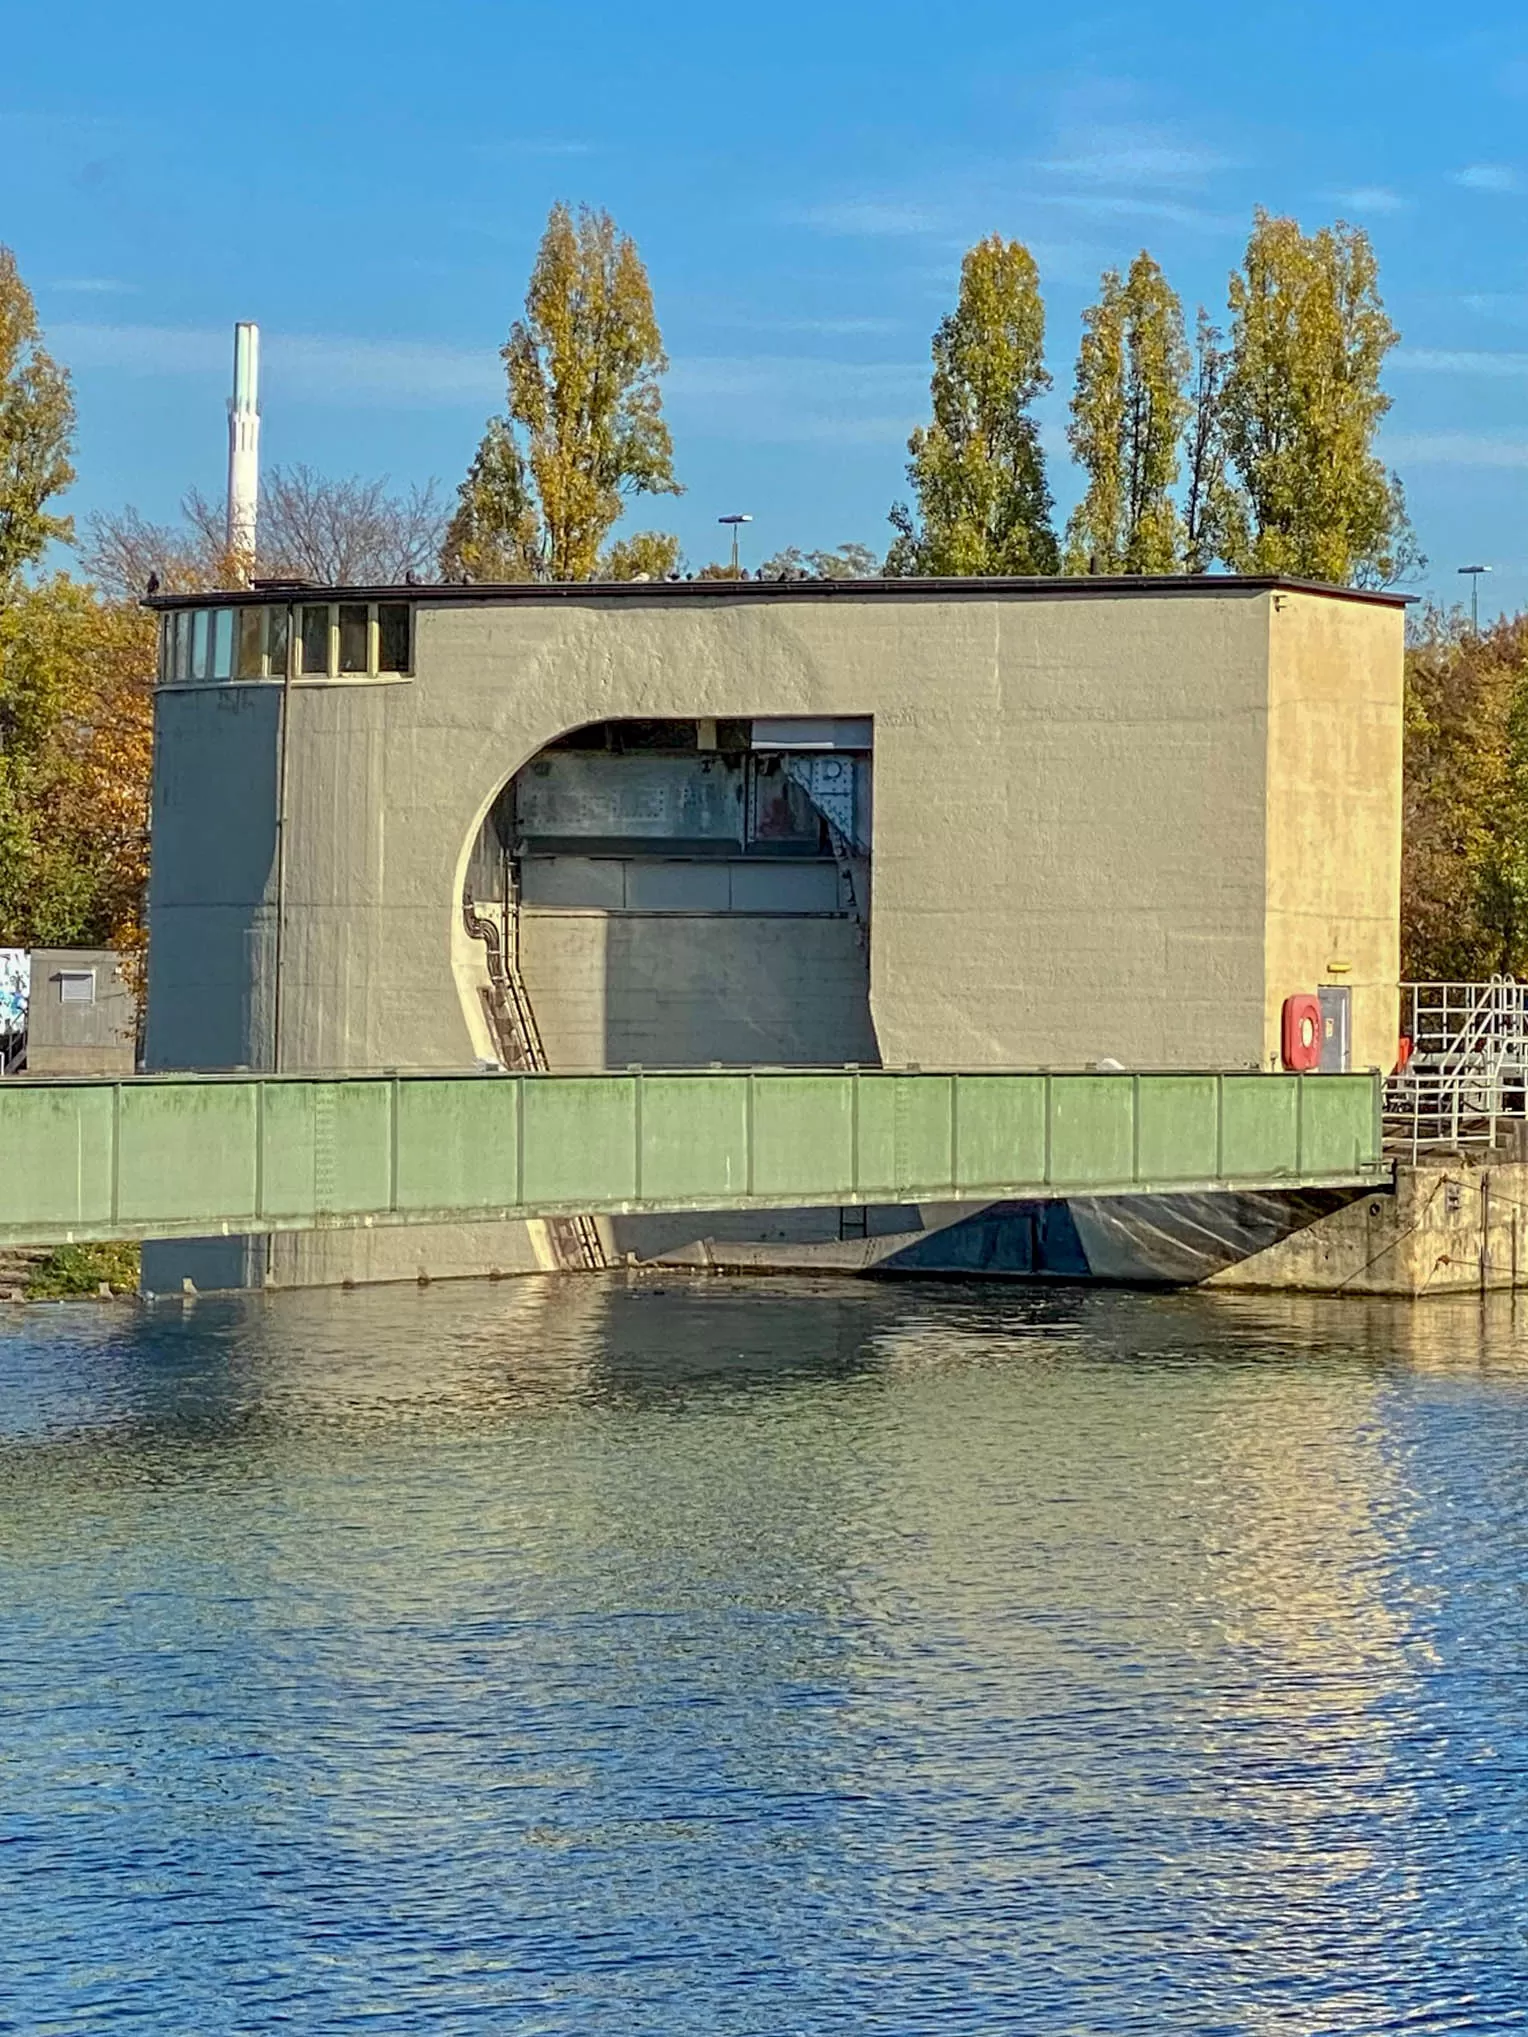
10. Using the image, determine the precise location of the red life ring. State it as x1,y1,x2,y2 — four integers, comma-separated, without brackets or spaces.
1281,994,1322,1071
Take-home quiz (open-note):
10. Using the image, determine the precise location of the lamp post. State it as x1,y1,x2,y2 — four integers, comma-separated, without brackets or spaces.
718,513,752,578
1458,563,1491,631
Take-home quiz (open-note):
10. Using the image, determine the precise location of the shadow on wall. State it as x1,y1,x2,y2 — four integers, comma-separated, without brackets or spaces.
145,688,283,1073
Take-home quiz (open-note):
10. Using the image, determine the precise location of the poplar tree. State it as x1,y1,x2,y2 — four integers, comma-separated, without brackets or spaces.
1182,310,1228,573
886,235,1058,575
1218,209,1415,587
444,204,680,582
0,246,75,596
1064,252,1189,574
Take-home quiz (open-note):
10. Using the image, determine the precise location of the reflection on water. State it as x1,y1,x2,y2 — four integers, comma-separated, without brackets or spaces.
4,1276,1528,2032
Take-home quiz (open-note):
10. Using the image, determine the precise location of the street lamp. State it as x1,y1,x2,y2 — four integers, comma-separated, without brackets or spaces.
1458,563,1491,631
718,513,752,578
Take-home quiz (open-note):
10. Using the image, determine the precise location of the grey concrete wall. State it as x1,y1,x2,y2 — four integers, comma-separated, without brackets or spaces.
25,949,135,1075
249,584,1295,1079
520,912,878,1070
144,685,282,1072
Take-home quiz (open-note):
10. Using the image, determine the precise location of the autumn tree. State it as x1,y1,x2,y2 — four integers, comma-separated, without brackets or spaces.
1182,310,1228,573
0,246,75,596
446,203,680,582
1401,609,1528,979
1218,209,1415,586
1065,252,1190,573
0,577,154,952
601,529,682,580
886,235,1058,576
760,543,879,579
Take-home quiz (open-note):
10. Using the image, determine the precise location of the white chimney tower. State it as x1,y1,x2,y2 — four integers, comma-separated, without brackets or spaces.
226,322,260,576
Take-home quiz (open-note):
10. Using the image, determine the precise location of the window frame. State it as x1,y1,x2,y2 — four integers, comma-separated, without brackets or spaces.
159,601,413,684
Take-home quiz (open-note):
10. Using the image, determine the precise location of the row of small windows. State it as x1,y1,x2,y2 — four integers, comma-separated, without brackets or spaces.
161,602,413,683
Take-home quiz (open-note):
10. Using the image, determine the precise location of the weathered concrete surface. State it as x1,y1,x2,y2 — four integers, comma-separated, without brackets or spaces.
1264,589,1402,1079
1210,1154,1528,1296
146,580,1405,1083
521,912,877,1071
25,949,135,1076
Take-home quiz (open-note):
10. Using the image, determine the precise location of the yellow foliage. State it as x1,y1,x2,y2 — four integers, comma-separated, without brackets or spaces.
0,576,155,970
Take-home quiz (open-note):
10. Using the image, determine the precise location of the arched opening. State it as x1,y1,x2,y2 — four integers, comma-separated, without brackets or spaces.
460,715,879,1076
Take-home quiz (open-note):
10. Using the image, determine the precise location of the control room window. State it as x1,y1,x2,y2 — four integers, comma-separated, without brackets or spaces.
338,603,370,674
161,600,412,683
300,605,331,676
377,602,411,673
235,606,264,678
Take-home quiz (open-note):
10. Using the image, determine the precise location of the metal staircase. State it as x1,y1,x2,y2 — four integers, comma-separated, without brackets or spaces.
462,884,607,1271
1386,979,1528,1157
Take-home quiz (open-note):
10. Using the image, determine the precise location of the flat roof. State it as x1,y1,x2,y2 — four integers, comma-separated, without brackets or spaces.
143,571,1411,612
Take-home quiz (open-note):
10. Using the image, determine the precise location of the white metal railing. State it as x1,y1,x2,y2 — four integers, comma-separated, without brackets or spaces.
1386,979,1528,1157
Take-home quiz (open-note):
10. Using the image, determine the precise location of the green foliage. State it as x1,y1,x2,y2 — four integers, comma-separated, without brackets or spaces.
0,576,155,950
0,245,75,595
24,1241,139,1299
446,204,680,582
1218,210,1417,587
760,544,880,579
887,235,1058,576
1182,311,1229,573
1402,609,1528,978
1065,252,1190,573
601,529,682,580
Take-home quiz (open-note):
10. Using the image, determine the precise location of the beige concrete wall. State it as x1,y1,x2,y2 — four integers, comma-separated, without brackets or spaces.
263,585,1290,1079
1263,590,1405,1074
1211,1155,1528,1296
520,911,878,1070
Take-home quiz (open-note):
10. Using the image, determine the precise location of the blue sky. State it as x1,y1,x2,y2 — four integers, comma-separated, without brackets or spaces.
5,0,1528,612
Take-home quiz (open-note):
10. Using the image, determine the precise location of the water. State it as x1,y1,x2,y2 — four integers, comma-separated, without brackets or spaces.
5,1274,1528,2033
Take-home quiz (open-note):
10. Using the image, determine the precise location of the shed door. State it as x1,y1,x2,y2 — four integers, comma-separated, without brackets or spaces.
1318,984,1351,1072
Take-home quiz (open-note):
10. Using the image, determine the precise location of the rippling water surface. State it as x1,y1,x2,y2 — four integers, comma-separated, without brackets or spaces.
5,1274,1528,2031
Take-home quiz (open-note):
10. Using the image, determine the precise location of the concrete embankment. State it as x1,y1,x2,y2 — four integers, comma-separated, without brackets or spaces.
1210,1153,1528,1297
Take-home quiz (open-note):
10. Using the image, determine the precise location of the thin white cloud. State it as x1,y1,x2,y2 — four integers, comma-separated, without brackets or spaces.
468,137,596,160
1041,190,1237,232
1332,186,1407,214
1036,131,1230,185
1392,347,1528,375
786,201,940,237
50,322,502,404
666,353,925,445
1454,163,1522,193
1385,432,1528,467
45,321,925,443
47,277,138,295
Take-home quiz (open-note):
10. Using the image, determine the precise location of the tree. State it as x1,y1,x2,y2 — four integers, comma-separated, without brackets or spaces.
886,235,1058,576
760,543,880,579
439,418,540,581
85,466,448,598
601,529,682,580
1182,310,1228,573
1218,209,1416,587
0,245,76,595
1065,252,1190,574
447,203,680,582
1402,609,1528,979
0,576,154,954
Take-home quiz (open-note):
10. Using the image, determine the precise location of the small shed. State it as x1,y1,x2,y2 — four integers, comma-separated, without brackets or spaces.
24,949,137,1076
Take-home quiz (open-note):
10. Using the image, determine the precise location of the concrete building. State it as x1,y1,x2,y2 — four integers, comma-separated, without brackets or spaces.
23,949,136,1077
142,573,1405,1289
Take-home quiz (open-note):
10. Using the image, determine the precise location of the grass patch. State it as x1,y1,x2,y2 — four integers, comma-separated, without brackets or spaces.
24,1242,140,1300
